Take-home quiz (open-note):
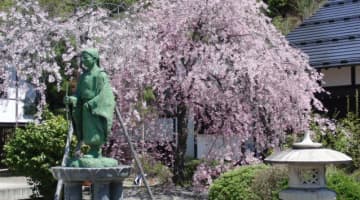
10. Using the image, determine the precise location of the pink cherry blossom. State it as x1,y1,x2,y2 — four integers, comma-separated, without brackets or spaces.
0,0,324,186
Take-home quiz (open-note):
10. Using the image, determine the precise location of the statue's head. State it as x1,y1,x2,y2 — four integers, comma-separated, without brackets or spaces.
81,48,100,70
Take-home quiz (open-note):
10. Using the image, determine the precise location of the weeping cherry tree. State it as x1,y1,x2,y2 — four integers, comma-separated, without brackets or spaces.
0,0,324,185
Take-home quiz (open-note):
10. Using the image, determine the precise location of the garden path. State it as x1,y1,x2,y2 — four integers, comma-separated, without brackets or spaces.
0,176,32,200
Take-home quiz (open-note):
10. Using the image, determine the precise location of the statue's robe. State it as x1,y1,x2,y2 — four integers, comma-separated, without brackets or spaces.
72,67,115,147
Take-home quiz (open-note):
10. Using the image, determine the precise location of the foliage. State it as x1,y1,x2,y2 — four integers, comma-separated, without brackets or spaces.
38,0,76,18
137,154,173,184
135,0,323,183
102,134,133,165
0,0,13,11
144,140,176,168
1,0,324,185
193,152,261,191
1,0,138,17
208,165,288,200
209,165,360,200
264,0,323,17
294,0,323,20
182,158,202,186
272,16,300,35
327,167,360,200
265,0,296,17
264,0,325,34
337,113,360,170
312,113,360,171
2,112,74,199
209,164,267,200
352,169,360,182
251,166,288,200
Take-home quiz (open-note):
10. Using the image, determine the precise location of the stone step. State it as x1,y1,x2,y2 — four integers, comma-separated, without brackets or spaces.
0,169,10,176
0,175,33,200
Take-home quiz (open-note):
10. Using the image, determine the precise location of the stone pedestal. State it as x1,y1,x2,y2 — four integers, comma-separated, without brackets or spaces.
51,166,131,200
110,181,125,199
280,188,336,200
64,182,82,200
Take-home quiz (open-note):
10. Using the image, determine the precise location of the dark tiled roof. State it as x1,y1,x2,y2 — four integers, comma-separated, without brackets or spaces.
287,0,360,68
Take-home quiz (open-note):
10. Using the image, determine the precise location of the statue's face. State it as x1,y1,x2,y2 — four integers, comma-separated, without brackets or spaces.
81,52,95,70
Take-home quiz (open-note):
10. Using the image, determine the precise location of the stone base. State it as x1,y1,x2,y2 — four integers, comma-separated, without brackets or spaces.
68,156,118,168
280,188,336,200
51,166,131,200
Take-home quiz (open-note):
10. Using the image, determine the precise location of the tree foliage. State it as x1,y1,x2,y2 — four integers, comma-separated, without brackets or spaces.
264,0,325,34
0,0,137,16
1,0,324,184
312,113,360,171
3,112,75,199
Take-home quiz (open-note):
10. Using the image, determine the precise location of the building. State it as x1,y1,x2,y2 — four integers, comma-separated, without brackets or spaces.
286,0,360,117
0,67,35,166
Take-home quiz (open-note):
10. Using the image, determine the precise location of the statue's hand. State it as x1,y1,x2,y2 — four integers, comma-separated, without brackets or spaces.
84,101,95,114
84,102,91,111
64,96,77,106
75,141,83,158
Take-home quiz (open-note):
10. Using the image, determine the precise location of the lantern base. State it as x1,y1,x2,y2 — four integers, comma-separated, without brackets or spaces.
279,188,336,200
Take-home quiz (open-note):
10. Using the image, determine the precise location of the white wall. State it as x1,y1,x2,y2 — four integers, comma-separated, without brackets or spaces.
185,117,195,157
320,67,351,87
0,99,33,123
196,134,224,159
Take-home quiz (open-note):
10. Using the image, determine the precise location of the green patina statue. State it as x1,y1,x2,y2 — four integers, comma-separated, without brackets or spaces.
65,48,117,168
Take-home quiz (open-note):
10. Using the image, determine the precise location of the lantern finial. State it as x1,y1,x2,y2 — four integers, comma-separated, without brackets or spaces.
293,130,322,149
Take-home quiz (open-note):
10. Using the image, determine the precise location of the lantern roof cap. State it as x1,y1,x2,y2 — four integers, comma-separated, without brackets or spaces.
265,131,352,164
292,131,322,149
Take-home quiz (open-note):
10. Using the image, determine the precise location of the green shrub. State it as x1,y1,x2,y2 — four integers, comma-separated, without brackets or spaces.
251,166,288,200
3,112,74,199
183,158,201,186
338,113,360,170
210,165,360,200
313,113,360,171
272,16,300,35
209,164,267,200
352,169,360,182
138,154,173,184
0,0,13,11
327,167,360,200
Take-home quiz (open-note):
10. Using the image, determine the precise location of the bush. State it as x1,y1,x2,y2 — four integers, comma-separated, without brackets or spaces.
338,113,360,170
0,0,13,11
3,112,75,199
183,158,202,186
251,166,288,200
313,113,360,171
138,154,173,184
210,165,360,200
352,169,360,182
209,164,267,200
327,167,360,200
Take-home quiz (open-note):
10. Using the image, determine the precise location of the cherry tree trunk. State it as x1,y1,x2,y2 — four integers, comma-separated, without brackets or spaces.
173,104,188,184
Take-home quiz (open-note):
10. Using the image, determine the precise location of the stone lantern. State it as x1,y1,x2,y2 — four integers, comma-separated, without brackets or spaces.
265,131,352,200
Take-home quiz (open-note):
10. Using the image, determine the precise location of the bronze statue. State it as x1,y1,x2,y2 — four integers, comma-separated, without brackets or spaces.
64,48,117,167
